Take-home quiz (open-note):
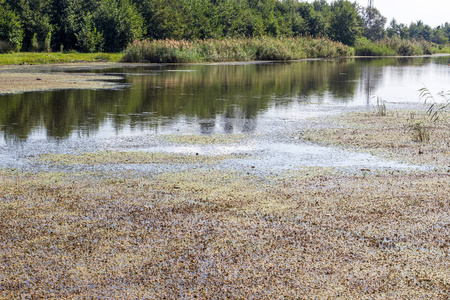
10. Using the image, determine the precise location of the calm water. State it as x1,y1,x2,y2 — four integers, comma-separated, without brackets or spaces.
1,56,449,146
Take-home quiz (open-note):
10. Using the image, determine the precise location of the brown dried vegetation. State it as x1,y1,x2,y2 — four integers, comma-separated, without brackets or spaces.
1,164,449,298
0,71,122,95
36,151,241,165
1,110,450,298
301,110,450,169
161,134,247,145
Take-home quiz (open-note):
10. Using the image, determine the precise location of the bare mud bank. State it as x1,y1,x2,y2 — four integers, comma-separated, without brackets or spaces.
0,63,127,94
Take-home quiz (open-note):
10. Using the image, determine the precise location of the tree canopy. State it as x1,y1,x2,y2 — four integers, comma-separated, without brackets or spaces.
0,0,448,53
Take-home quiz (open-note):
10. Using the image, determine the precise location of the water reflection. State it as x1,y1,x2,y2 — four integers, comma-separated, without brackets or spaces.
0,56,449,144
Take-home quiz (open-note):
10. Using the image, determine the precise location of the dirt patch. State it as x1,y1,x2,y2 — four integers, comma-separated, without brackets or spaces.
0,63,128,94
0,72,122,94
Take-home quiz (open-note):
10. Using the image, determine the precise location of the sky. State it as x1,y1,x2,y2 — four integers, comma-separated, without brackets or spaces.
308,0,450,28
354,0,449,28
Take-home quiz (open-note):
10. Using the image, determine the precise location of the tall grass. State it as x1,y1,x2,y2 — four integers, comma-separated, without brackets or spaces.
419,86,450,123
355,37,433,56
375,97,387,116
121,37,355,63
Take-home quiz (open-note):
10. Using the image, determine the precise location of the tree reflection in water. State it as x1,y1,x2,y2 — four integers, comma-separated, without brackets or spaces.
0,56,443,144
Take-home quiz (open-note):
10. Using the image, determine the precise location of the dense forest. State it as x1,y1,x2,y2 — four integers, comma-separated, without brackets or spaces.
0,0,449,53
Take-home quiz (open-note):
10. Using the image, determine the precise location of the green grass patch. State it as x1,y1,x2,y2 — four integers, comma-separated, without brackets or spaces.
0,52,123,65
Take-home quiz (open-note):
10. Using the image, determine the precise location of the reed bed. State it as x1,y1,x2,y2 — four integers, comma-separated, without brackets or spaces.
355,37,433,56
121,37,355,63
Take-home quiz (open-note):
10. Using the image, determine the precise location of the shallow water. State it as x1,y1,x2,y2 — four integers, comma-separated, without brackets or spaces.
1,56,449,171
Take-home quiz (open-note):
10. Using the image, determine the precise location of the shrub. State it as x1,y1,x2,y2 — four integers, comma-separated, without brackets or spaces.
355,37,433,56
31,33,39,52
44,32,52,52
0,40,16,53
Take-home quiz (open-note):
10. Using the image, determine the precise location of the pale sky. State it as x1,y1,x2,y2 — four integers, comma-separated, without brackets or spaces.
307,0,450,28
354,0,449,28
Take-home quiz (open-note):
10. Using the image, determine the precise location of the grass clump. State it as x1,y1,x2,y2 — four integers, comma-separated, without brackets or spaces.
121,37,354,63
355,37,433,56
375,97,387,116
408,121,430,142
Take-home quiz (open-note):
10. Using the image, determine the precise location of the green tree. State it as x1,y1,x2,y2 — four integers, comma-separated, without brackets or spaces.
409,20,432,41
252,0,281,36
217,0,250,37
275,0,306,36
431,26,449,44
297,2,326,36
180,0,221,39
6,0,53,51
221,1,265,38
50,0,99,51
386,18,409,39
328,0,362,46
75,13,104,52
312,0,331,16
362,6,386,40
0,0,23,52
443,22,450,41
237,8,265,37
94,0,144,52
134,0,184,40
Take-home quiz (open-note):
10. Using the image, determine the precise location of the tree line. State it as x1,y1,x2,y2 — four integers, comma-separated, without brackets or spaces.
0,0,449,53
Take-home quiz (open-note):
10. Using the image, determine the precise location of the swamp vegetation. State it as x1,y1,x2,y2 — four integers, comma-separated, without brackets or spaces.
0,58,449,298
1,112,450,297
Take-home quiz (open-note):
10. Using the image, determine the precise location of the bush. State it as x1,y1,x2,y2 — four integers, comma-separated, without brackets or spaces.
355,37,433,56
0,40,16,53
31,33,39,52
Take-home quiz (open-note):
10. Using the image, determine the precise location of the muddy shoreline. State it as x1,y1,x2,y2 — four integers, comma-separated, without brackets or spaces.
0,63,130,94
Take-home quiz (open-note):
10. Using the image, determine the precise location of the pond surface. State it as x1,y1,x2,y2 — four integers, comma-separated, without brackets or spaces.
1,56,449,171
